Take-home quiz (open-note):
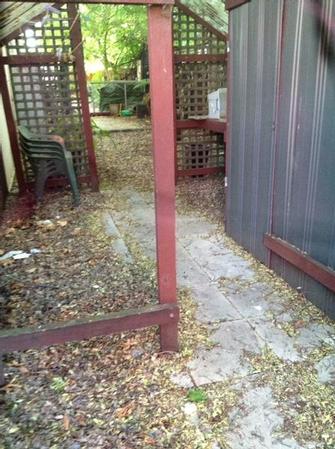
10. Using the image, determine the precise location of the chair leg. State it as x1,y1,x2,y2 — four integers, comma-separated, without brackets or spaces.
64,156,80,206
35,165,48,202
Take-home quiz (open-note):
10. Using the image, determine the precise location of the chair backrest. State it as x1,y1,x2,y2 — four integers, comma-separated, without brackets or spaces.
18,126,65,160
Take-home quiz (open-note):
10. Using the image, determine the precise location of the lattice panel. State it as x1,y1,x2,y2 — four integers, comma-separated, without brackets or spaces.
6,4,89,180
175,61,226,120
10,64,87,177
177,129,224,171
173,7,226,56
7,5,71,56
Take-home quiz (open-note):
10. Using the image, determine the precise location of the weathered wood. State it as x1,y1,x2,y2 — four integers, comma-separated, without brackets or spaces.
0,51,26,194
16,0,174,3
177,119,226,134
148,5,178,352
264,234,335,294
225,0,251,11
68,4,99,191
0,55,60,65
0,304,179,353
177,167,224,177
174,55,227,63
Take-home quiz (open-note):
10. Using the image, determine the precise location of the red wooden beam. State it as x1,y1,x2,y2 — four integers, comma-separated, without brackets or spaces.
174,55,227,63
0,52,26,194
264,234,335,293
204,119,227,134
0,304,179,353
16,0,174,3
68,4,99,191
177,167,224,177
225,0,250,11
0,145,9,210
176,120,204,129
0,55,60,65
177,119,226,134
148,5,178,352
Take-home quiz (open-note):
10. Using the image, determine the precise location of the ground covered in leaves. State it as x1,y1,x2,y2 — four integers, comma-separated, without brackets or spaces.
0,128,234,449
1,128,334,449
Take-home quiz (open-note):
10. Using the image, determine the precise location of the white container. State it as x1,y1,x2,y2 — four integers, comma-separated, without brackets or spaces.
208,88,227,119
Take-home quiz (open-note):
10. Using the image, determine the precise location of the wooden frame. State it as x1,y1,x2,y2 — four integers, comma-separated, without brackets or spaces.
173,2,227,179
17,0,174,3
264,234,335,294
0,1,178,384
225,0,251,11
0,6,99,191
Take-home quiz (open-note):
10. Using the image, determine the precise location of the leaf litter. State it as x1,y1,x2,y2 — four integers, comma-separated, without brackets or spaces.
0,129,237,449
0,128,334,449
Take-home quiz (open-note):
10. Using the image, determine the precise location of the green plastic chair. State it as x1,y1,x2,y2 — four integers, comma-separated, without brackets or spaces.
18,126,80,206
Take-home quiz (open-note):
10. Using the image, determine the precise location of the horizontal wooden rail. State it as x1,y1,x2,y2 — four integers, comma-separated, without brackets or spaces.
226,0,250,11
0,55,69,65
177,119,226,134
17,0,174,3
264,234,335,293
0,303,179,353
174,54,227,63
177,167,224,177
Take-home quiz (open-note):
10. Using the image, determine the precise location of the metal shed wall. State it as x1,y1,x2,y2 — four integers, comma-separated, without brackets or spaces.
226,0,335,317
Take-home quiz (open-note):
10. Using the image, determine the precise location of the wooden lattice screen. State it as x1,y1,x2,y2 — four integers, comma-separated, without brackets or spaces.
4,4,97,188
173,2,227,177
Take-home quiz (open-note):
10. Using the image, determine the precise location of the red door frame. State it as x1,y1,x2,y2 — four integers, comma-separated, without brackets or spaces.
0,1,178,384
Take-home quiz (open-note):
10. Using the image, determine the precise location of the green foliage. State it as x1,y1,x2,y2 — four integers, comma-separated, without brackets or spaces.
187,389,208,403
50,376,68,393
80,5,147,79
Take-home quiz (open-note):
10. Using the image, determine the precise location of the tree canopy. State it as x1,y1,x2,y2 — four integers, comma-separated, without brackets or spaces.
80,5,147,80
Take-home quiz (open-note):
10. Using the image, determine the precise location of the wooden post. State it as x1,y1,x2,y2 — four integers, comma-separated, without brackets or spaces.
68,3,99,191
0,52,26,195
148,4,178,352
0,354,4,386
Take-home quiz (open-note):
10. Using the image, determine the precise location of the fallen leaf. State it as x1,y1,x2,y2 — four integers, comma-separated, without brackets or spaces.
63,414,70,431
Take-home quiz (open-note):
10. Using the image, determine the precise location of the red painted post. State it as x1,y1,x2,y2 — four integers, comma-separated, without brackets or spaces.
0,55,26,195
68,3,99,191
148,4,178,352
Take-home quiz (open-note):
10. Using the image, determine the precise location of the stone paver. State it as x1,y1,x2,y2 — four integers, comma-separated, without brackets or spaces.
102,212,133,263
107,188,332,449
250,319,302,362
188,321,263,385
315,354,335,385
227,386,313,449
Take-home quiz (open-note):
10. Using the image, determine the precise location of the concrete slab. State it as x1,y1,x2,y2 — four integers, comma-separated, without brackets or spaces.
188,321,263,384
177,245,212,289
294,323,335,352
226,284,283,319
103,187,331,449
182,237,255,281
227,386,314,449
188,346,252,385
250,319,302,362
227,386,283,449
315,354,335,386
170,372,194,389
191,283,242,324
102,212,133,263
177,215,217,238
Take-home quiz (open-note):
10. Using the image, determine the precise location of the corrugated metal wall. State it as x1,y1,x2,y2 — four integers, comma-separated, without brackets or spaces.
227,0,335,317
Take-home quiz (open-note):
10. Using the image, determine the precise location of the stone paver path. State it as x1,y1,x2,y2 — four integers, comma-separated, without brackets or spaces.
103,188,335,449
